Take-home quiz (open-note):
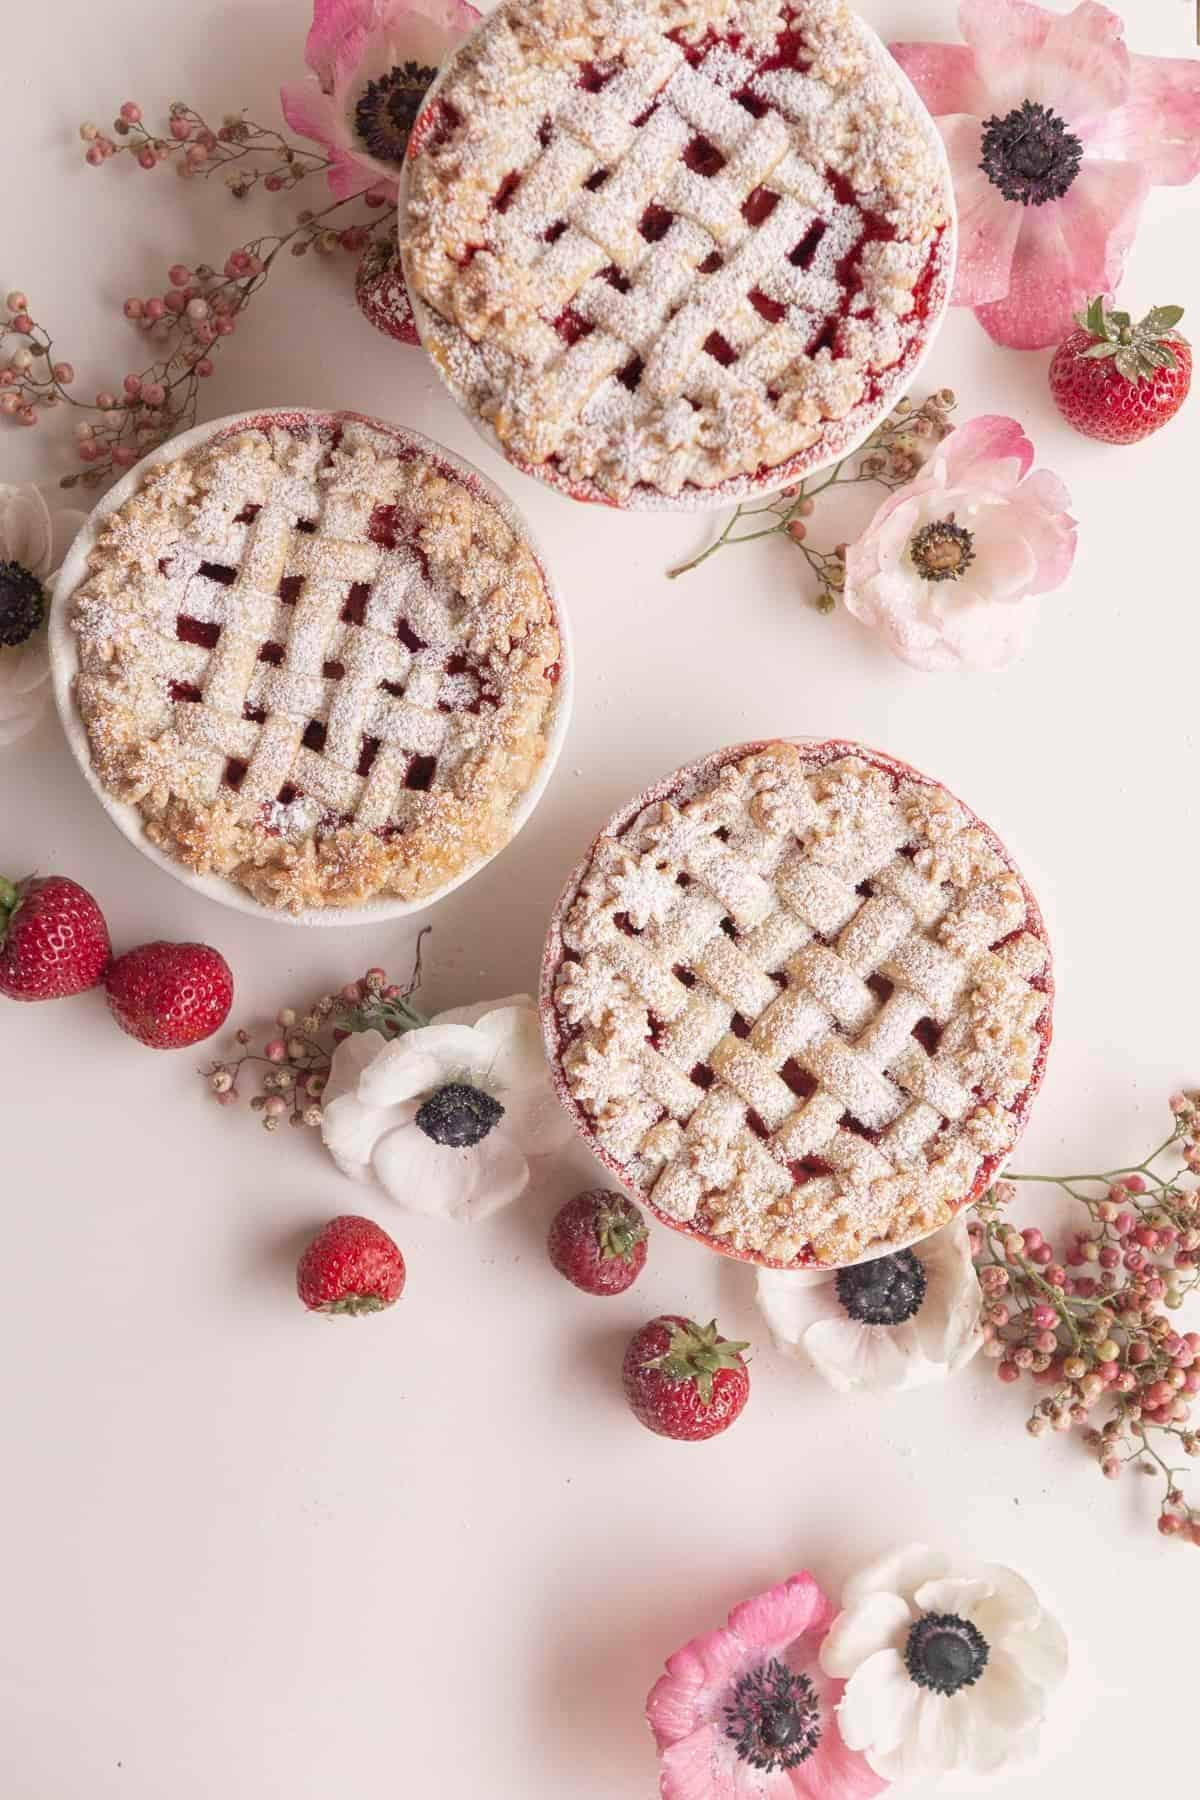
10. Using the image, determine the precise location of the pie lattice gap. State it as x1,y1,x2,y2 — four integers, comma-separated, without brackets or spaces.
545,743,1052,1268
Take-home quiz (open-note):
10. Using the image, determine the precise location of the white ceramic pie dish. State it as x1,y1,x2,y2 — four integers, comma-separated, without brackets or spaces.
397,4,958,514
49,408,574,928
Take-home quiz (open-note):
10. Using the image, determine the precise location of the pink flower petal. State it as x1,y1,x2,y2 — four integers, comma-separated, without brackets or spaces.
787,1713,890,1800
939,117,1022,307
658,1725,737,1800
937,416,1034,489
728,1575,833,1658
327,148,388,201
973,204,1076,349
305,0,374,84
1028,2,1130,128
957,0,1053,111
1007,469,1078,596
648,1626,747,1749
280,77,342,153
889,42,984,116
1089,51,1200,185
1059,156,1149,295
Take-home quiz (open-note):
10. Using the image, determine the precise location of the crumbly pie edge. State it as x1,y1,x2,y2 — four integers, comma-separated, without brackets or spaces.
67,416,561,914
540,740,1053,1269
402,0,954,506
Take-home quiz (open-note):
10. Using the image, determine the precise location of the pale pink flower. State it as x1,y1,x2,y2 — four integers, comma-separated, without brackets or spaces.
647,1573,888,1800
892,1,1200,348
281,0,480,202
843,416,1076,673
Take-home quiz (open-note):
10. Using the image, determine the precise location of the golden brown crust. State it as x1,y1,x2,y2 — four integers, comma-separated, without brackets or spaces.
70,419,560,912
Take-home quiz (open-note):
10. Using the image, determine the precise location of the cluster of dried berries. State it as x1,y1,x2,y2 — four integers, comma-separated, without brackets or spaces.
78,100,332,189
971,1094,1200,1543
669,390,959,601
202,938,428,1134
0,99,398,487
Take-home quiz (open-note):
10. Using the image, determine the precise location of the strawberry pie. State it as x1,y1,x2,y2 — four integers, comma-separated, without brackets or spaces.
402,0,954,506
67,412,562,913
541,741,1053,1268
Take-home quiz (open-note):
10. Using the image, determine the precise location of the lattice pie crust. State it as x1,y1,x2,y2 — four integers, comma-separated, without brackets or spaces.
543,742,1052,1268
69,415,561,912
403,0,952,505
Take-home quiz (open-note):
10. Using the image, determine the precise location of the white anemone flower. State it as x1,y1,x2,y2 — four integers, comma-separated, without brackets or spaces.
755,1217,984,1393
820,1544,1068,1782
0,483,85,748
321,995,574,1222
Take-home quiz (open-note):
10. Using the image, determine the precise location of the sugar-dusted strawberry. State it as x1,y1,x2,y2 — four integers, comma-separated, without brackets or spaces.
104,940,233,1048
1049,297,1192,445
548,1188,649,1296
0,874,111,1002
297,1215,406,1316
622,1315,751,1442
355,234,420,346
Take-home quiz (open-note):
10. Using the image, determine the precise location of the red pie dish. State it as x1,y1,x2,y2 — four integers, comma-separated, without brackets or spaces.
400,0,956,510
541,741,1053,1269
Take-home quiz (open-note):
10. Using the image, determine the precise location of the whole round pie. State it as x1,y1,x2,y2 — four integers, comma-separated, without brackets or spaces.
402,0,954,507
541,741,1053,1268
65,411,563,914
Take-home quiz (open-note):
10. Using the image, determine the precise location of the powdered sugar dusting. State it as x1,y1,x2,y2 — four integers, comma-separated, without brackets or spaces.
403,0,954,508
540,740,1053,1270
68,411,561,913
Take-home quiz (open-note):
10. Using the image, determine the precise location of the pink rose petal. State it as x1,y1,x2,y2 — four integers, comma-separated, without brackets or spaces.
889,42,984,116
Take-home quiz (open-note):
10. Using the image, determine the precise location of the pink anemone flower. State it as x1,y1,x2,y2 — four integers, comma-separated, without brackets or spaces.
281,0,480,202
842,416,1076,673
646,1573,888,1800
891,0,1200,348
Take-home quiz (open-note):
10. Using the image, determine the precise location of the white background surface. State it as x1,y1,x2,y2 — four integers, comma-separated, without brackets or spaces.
3,3,1198,1796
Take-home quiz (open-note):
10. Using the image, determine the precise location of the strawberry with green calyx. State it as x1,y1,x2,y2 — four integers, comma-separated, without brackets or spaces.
622,1315,751,1441
296,1215,406,1316
1049,298,1192,444
0,874,111,1001
548,1189,649,1295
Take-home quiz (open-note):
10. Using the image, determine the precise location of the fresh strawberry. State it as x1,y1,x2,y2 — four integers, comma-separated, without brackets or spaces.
355,235,420,346
297,1215,406,1316
622,1315,751,1441
0,874,110,1002
104,940,233,1048
548,1188,649,1296
1049,297,1192,444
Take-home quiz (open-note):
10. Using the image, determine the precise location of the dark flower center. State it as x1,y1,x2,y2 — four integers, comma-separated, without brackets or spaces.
724,1658,821,1773
354,61,439,165
905,1613,990,1696
909,517,976,584
980,100,1083,206
415,1082,505,1148
836,1249,928,1325
0,560,47,648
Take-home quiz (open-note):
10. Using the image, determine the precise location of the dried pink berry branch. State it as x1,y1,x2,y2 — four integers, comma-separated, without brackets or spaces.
79,99,333,193
1,99,397,487
971,1093,1200,1544
201,934,429,1134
